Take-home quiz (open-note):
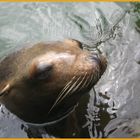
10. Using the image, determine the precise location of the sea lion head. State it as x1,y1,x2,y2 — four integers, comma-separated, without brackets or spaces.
0,39,107,124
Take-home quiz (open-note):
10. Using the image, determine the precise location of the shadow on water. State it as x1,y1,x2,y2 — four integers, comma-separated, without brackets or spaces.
0,2,140,138
84,89,117,138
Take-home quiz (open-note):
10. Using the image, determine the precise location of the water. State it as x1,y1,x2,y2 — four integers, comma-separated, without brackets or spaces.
0,2,140,138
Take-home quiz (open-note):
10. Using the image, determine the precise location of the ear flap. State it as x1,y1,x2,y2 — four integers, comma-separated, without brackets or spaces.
29,61,53,80
0,83,10,96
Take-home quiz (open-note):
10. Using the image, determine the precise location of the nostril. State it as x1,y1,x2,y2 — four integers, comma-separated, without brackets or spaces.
89,55,101,64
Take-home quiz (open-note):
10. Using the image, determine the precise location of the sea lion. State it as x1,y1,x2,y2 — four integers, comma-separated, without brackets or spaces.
0,39,107,125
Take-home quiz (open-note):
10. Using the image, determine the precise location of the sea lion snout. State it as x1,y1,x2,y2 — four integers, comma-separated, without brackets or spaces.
88,53,101,64
88,53,107,75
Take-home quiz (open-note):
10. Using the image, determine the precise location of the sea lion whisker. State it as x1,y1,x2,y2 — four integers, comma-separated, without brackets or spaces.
86,73,94,87
55,72,80,103
59,75,76,96
69,72,88,96
84,72,93,89
53,74,85,110
59,71,79,95
56,76,82,104
71,72,88,94
82,73,91,88
48,75,81,114
56,76,82,102
0,84,10,96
